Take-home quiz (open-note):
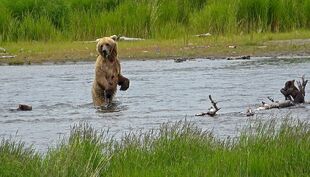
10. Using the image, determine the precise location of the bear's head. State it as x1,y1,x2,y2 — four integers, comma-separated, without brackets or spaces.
284,80,295,89
96,35,118,62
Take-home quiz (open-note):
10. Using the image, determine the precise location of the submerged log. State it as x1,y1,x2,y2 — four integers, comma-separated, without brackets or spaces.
257,100,294,110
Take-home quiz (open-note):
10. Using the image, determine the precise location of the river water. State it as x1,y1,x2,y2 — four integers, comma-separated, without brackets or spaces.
0,57,309,152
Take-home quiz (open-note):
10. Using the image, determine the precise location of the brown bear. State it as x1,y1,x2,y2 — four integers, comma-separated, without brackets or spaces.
92,35,129,107
280,80,304,103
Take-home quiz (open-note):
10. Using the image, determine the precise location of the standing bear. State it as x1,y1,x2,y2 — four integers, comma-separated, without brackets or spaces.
92,35,130,107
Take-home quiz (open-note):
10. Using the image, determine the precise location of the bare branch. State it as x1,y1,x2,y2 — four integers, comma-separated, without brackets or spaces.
207,95,220,116
267,96,275,102
297,75,308,96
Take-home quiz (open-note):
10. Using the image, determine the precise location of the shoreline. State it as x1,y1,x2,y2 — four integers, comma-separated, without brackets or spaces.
1,32,310,65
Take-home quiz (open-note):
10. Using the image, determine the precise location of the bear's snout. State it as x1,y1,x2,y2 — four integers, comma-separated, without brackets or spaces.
101,45,110,58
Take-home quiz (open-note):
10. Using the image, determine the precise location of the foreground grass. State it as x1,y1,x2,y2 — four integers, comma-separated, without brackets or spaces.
1,30,310,65
0,118,309,177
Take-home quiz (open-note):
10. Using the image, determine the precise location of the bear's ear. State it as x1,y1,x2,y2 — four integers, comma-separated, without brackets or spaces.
290,80,295,85
95,38,102,43
110,35,120,41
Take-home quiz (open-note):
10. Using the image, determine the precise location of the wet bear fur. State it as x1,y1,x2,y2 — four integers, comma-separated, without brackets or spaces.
92,36,129,106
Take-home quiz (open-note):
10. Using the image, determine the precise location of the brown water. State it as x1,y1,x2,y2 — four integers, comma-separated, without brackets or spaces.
0,57,309,152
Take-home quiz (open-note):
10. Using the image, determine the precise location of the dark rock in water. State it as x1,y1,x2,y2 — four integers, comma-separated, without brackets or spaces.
174,58,187,63
227,55,251,60
17,104,32,111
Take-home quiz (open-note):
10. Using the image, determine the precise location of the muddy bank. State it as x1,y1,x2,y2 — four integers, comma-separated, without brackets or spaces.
1,36,310,65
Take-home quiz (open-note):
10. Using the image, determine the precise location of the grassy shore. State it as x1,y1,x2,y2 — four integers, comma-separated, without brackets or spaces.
1,0,310,41
0,118,309,176
1,30,310,65
1,0,309,65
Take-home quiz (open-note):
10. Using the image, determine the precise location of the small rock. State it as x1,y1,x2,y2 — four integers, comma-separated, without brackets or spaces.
17,104,32,111
227,55,251,60
174,58,187,63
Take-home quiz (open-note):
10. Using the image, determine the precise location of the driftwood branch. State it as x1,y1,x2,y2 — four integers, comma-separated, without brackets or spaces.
267,96,275,102
297,75,308,97
195,95,220,117
209,95,220,113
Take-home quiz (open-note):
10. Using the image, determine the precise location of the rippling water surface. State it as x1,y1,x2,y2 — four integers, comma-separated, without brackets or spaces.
0,58,310,151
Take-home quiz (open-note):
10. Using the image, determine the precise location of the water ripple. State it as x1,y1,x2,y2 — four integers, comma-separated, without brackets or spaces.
0,58,309,152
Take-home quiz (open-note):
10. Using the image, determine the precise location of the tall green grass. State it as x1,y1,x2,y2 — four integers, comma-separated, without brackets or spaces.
1,118,309,176
0,0,309,42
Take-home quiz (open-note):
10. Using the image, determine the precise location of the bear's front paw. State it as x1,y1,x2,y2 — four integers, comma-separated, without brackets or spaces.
119,78,130,91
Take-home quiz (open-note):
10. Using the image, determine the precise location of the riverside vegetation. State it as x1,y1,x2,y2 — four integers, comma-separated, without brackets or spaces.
0,0,310,64
0,0,310,41
0,118,309,176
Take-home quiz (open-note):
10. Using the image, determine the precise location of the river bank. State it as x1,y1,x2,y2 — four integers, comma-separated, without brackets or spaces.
1,31,310,65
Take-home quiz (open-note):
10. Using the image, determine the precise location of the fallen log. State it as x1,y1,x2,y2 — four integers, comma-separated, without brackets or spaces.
257,100,295,110
194,33,211,37
119,36,144,41
100,35,144,41
0,55,16,59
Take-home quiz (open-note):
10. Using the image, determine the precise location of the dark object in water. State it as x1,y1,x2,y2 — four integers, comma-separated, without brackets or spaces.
17,104,32,111
174,58,187,63
245,108,254,116
280,75,307,104
226,55,250,60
